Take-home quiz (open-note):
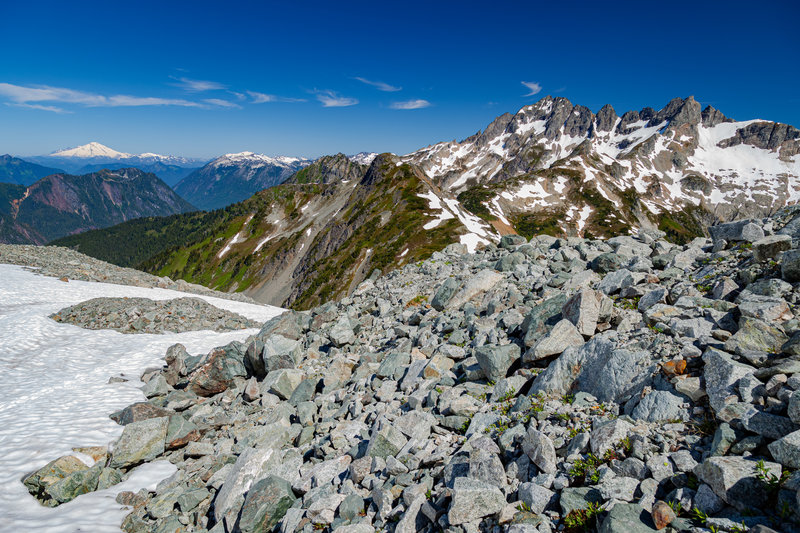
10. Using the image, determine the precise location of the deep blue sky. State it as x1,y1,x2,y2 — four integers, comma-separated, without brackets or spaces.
1,0,798,159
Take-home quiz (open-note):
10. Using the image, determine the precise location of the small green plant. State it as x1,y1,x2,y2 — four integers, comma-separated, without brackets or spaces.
406,294,427,307
516,501,532,513
690,506,708,523
755,459,787,492
563,502,602,532
667,500,683,514
557,412,571,421
562,393,575,404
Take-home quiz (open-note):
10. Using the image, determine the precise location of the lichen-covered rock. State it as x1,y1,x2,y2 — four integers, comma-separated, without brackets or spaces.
108,417,168,469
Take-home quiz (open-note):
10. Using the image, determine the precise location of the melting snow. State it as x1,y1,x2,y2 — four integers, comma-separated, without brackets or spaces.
576,205,592,232
0,265,282,532
217,215,253,259
420,191,455,230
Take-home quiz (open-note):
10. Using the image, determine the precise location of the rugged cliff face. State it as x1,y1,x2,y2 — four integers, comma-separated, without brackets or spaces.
138,154,484,309
0,168,196,244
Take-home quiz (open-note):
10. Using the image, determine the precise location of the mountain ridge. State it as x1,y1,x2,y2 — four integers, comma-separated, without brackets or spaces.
0,155,64,186
50,95,800,307
174,153,312,210
0,168,196,244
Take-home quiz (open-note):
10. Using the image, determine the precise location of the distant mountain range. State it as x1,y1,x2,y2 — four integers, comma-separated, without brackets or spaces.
0,168,195,244
53,96,800,308
24,142,207,186
0,155,64,186
174,152,313,210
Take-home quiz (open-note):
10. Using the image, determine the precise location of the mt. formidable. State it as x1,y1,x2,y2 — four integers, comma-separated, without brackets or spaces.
174,152,312,210
406,95,800,242
0,168,195,244
54,96,800,307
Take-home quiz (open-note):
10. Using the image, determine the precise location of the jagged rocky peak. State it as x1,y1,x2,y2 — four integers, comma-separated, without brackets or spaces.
287,153,366,185
701,105,731,127
359,153,400,186
594,104,618,132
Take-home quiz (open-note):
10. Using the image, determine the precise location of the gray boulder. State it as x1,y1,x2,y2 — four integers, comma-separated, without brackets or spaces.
431,277,460,311
527,319,584,361
694,456,781,511
260,334,302,373
237,476,297,533
447,477,506,525
562,288,603,336
753,234,792,262
598,503,659,533
448,269,504,310
518,482,556,514
474,343,521,382
768,430,800,468
631,390,688,422
109,417,168,469
709,220,764,243
532,335,655,404
702,348,755,414
522,294,567,347
782,249,800,282
522,428,557,474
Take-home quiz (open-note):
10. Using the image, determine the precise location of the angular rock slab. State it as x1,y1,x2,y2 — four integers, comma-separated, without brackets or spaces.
237,475,296,533
109,416,168,469
694,456,781,511
447,477,506,525
474,343,521,382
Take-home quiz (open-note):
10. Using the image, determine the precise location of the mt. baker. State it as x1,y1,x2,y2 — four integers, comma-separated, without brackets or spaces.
28,142,206,186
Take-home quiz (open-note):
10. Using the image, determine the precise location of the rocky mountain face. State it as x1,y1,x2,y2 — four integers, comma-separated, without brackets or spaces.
27,142,206,186
0,168,196,244
174,152,312,211
405,96,800,242
143,153,487,309
0,154,63,186
55,153,489,308
28,206,800,533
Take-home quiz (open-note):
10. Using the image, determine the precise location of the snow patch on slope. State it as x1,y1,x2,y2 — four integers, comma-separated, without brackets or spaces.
0,265,282,532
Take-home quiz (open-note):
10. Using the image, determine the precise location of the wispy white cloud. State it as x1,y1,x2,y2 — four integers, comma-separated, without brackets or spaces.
315,90,358,107
390,99,431,110
171,76,226,92
0,82,202,108
247,91,306,104
354,77,401,92
6,102,70,113
203,98,241,108
521,81,542,97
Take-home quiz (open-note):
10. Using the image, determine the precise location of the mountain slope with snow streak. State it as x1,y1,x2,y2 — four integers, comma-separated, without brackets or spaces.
0,264,282,532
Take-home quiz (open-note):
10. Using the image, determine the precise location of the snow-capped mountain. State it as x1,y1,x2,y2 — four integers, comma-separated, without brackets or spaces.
44,142,205,167
348,152,380,165
26,142,207,186
403,96,800,240
209,152,311,170
174,152,312,210
50,141,133,159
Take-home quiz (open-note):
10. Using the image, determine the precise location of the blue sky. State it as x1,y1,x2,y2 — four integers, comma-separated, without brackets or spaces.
1,0,797,159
